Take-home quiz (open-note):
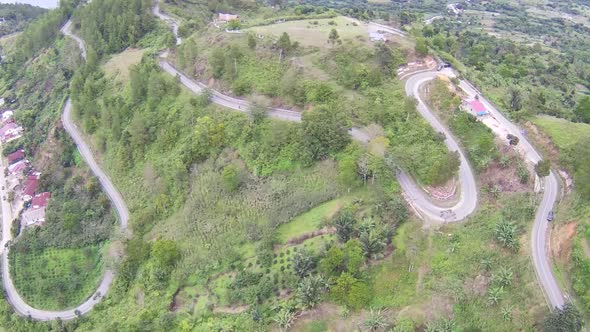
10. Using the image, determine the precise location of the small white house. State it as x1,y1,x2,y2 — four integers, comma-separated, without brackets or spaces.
369,32,387,42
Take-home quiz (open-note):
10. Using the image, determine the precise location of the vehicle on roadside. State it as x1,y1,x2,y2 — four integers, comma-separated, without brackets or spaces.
437,62,451,71
547,211,554,222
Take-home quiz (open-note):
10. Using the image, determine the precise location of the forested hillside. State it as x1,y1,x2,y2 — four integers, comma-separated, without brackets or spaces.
0,3,46,37
74,0,155,56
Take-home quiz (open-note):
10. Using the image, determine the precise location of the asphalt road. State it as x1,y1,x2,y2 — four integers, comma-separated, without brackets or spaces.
0,21,129,321
458,81,565,309
60,20,86,60
0,7,562,322
160,60,477,223
157,4,565,309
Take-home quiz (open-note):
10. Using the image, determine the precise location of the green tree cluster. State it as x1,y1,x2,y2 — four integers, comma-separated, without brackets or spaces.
77,0,154,55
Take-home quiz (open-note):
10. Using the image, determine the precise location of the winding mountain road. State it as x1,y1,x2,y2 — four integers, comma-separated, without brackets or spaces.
458,81,565,309
0,21,129,321
0,3,563,322
155,2,565,310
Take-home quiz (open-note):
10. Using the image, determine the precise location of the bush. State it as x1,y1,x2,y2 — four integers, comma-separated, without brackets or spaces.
535,160,551,177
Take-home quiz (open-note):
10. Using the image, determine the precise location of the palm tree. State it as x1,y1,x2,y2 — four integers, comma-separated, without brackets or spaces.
359,230,385,259
480,256,492,272
297,274,328,309
488,286,504,305
291,249,315,278
502,306,513,321
357,217,376,234
273,308,295,331
335,210,356,242
494,267,513,287
362,308,389,331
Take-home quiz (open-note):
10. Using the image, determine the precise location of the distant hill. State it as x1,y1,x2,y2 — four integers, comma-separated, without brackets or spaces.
0,3,46,37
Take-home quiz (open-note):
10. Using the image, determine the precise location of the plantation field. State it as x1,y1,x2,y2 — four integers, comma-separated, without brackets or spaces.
276,196,350,243
103,48,147,83
532,115,590,151
10,246,103,310
248,16,370,47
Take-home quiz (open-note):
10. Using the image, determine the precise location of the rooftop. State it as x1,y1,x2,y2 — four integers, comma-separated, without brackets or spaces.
470,99,487,113
23,173,40,197
7,149,25,164
31,192,50,210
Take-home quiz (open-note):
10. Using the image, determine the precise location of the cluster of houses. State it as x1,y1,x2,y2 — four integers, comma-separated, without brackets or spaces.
1,109,51,228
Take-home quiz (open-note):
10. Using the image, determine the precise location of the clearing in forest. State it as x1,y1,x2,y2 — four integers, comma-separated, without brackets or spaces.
102,48,147,83
532,115,590,150
248,16,370,47
276,197,350,243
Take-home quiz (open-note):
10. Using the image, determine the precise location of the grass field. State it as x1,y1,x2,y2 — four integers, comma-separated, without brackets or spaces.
248,16,370,47
276,196,349,243
103,48,147,83
10,245,103,310
0,32,20,49
532,115,590,150
367,193,546,330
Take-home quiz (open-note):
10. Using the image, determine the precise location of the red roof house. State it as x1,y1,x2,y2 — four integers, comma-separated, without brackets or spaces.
22,192,50,226
469,100,488,116
7,149,24,165
31,192,50,210
22,172,40,200
8,159,27,175
0,122,22,142
218,13,239,22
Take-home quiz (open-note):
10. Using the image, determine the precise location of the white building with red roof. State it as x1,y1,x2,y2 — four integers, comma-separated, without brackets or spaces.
22,192,50,226
0,121,23,142
8,159,27,175
218,13,239,22
7,149,25,165
22,172,40,201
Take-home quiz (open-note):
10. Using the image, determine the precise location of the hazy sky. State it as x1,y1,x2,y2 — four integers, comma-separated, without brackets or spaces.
0,0,58,9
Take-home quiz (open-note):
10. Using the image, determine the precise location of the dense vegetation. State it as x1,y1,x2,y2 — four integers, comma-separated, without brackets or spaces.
0,0,115,314
0,3,46,37
424,79,499,171
1,0,78,77
74,0,156,56
175,26,458,185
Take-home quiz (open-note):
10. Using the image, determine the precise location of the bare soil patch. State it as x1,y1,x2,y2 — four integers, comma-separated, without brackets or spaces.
464,274,490,296
283,226,336,247
550,221,577,266
479,146,532,193
213,304,250,314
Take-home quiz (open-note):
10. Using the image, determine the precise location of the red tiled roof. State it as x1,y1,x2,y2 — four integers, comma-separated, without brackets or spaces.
31,192,50,209
8,159,27,174
470,100,486,113
7,149,24,164
0,122,17,137
23,173,39,197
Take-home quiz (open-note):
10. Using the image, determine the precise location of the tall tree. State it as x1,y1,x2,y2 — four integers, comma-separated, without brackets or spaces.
277,32,292,60
543,304,584,332
302,105,350,159
328,28,340,46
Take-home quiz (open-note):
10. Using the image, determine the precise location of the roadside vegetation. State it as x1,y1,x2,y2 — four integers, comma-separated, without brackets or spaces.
0,0,117,321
